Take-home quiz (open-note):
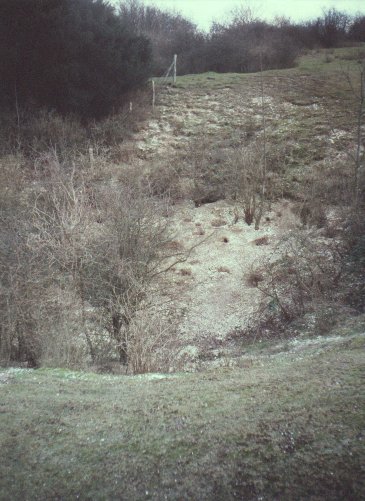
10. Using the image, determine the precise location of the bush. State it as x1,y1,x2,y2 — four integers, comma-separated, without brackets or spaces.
0,88,151,160
254,231,343,323
0,148,188,369
0,155,47,366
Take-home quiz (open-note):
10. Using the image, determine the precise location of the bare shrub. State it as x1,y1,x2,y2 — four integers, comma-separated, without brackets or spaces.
127,312,177,374
1,150,187,370
228,143,267,227
293,159,353,228
182,136,229,204
1,109,87,158
0,155,57,366
0,86,151,163
342,214,365,311
255,231,344,322
143,161,183,199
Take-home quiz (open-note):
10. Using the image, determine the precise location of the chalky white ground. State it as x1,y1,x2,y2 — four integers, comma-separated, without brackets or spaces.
121,80,348,353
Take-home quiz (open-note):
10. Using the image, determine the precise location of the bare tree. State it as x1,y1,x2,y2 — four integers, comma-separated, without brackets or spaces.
340,60,365,212
0,159,52,366
30,154,189,367
353,62,365,211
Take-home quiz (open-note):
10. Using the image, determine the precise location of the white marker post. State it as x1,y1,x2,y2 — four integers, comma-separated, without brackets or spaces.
173,54,177,85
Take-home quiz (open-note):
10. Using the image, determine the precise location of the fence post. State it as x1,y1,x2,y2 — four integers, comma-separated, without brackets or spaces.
173,54,177,85
88,147,94,166
152,80,155,109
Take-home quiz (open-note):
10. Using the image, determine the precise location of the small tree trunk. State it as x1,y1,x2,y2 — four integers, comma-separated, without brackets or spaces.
173,54,177,85
354,64,364,211
112,313,128,364
255,51,267,230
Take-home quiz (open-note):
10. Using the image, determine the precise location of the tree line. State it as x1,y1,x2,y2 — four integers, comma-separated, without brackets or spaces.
0,0,365,118
0,0,364,118
120,1,365,75
0,0,152,118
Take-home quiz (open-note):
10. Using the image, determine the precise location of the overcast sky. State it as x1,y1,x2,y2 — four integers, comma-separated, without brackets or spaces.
122,0,365,30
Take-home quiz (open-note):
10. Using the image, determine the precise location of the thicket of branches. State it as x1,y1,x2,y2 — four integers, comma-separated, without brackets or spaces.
0,154,184,370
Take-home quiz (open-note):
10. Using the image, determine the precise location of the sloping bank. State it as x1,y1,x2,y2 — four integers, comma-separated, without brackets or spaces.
0,330,364,500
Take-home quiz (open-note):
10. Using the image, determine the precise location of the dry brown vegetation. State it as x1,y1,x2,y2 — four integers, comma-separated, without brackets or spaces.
0,48,364,374
0,102,191,371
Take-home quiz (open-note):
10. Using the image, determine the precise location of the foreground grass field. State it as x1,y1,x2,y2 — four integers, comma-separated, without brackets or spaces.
1,328,364,500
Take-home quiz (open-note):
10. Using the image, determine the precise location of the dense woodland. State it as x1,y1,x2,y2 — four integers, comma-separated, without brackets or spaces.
0,0,364,369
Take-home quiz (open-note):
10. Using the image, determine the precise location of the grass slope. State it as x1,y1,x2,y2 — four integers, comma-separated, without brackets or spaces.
1,331,364,500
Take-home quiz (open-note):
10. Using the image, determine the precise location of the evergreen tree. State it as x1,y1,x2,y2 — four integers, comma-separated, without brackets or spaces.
0,0,152,118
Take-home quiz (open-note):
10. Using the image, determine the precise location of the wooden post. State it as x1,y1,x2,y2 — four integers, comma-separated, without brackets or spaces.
173,54,177,85
88,147,94,166
152,80,155,109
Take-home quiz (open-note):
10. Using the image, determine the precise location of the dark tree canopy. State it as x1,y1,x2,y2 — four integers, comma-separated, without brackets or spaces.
0,0,152,118
118,0,206,75
205,20,299,73
349,15,365,42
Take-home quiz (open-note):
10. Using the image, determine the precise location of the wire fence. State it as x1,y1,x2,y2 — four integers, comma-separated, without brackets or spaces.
151,55,177,108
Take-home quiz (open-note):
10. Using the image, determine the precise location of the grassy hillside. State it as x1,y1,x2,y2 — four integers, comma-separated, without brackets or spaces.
1,323,364,500
1,46,364,500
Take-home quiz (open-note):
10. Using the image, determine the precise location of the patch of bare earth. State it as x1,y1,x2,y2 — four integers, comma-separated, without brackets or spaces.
164,200,297,348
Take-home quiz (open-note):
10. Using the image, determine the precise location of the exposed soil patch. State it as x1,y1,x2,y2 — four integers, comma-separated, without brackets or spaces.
118,66,357,366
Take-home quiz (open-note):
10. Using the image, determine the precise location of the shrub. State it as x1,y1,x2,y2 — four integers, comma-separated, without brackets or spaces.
119,0,206,76
205,20,299,73
126,312,178,374
254,231,343,322
0,155,49,366
0,149,188,370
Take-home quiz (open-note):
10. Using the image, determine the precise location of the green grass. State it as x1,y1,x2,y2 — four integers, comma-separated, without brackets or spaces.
294,47,364,75
153,71,250,91
1,333,364,500
155,46,364,91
